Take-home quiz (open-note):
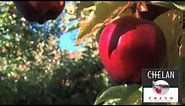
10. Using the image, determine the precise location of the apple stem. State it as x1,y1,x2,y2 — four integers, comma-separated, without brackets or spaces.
130,1,149,19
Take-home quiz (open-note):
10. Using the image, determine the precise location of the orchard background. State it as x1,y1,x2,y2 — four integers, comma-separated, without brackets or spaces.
0,1,184,105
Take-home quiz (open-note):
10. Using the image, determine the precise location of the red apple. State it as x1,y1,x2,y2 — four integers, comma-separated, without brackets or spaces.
155,87,162,94
13,1,65,24
98,16,167,83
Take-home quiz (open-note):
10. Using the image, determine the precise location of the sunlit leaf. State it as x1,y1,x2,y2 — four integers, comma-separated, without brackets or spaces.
173,1,185,11
94,84,141,105
75,1,128,45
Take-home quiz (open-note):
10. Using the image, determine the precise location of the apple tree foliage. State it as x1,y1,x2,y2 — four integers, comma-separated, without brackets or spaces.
0,1,109,105
0,1,185,105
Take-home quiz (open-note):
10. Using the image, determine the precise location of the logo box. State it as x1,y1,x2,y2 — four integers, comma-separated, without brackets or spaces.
142,69,179,103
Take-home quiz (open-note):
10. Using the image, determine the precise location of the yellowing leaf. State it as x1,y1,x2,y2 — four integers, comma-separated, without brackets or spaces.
75,1,128,45
154,10,183,67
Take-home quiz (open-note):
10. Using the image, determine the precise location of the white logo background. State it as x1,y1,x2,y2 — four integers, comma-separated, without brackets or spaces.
143,88,178,103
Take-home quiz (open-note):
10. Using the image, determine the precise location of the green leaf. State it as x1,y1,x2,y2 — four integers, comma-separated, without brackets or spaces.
173,1,185,11
103,98,121,105
149,1,185,11
95,25,105,43
149,1,177,9
94,84,141,105
117,87,142,105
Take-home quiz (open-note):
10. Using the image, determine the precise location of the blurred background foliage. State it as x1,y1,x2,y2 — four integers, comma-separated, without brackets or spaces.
0,1,109,105
1,1,184,105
